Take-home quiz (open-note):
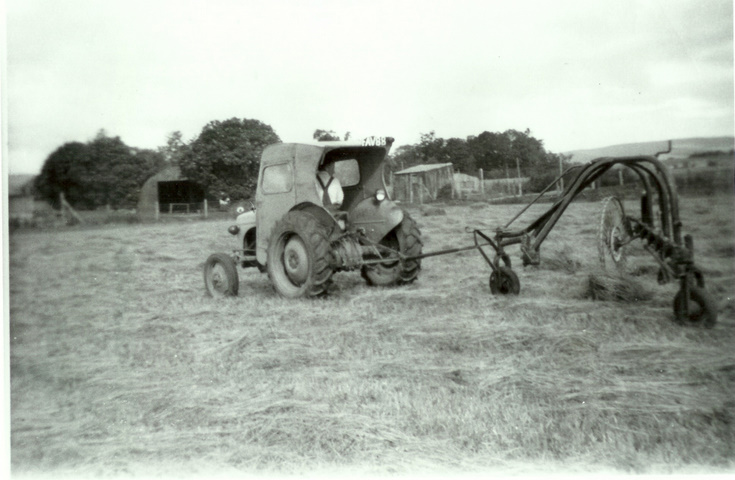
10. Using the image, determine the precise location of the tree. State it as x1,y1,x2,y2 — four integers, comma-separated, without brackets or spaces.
443,137,475,173
388,144,422,172
34,141,93,209
34,131,164,209
179,118,281,201
468,131,511,175
158,130,186,164
416,131,446,163
313,129,341,141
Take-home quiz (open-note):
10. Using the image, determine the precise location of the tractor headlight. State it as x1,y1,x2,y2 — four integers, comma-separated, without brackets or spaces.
236,206,245,214
375,189,386,202
228,225,240,235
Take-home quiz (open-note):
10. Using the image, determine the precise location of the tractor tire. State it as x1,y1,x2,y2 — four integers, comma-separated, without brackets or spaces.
361,212,422,286
597,196,629,273
203,253,239,297
673,285,717,328
267,210,333,298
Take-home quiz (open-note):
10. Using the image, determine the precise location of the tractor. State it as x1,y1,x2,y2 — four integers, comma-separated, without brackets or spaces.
204,136,718,327
203,136,422,298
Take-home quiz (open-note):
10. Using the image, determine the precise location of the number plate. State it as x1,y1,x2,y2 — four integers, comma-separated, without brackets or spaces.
362,136,386,147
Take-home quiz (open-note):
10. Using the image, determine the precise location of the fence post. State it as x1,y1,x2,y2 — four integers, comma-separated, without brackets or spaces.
559,155,565,192
203,199,208,218
479,168,485,195
516,158,522,196
154,201,159,221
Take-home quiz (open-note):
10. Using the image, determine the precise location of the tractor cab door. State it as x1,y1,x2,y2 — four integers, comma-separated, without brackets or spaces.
255,146,297,265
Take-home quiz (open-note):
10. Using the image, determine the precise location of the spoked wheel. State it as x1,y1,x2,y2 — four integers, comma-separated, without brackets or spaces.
673,284,717,328
203,253,239,297
489,267,520,295
597,196,630,273
361,212,422,286
267,211,333,298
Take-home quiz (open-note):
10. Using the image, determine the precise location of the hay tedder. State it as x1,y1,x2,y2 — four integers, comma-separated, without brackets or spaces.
204,137,717,328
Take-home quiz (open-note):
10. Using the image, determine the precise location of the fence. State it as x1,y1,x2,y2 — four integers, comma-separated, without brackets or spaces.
154,200,208,220
454,172,530,200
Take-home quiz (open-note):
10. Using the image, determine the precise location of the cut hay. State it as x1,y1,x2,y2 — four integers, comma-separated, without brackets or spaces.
421,206,446,216
586,272,653,302
542,246,582,274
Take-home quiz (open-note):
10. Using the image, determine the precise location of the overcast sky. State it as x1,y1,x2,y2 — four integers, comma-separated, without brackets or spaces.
4,0,733,174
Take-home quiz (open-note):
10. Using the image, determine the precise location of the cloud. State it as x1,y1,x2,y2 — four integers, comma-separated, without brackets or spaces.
5,0,733,173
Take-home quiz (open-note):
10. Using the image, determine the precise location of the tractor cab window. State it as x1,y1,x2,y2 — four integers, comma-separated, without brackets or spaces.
261,163,293,194
332,159,360,187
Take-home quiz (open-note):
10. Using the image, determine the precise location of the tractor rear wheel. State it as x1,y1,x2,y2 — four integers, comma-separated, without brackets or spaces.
361,213,422,286
267,211,333,298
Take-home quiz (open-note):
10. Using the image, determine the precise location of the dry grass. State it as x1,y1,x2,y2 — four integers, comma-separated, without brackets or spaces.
8,194,735,477
586,272,653,302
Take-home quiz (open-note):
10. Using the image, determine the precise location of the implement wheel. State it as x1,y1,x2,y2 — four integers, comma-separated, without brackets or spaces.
204,253,239,297
489,267,520,295
267,211,333,298
673,285,717,328
597,196,629,273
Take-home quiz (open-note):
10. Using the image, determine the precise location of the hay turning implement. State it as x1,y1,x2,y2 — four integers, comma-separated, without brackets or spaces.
399,144,718,327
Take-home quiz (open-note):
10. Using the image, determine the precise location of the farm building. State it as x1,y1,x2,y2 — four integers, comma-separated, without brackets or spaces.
392,163,454,203
137,166,206,221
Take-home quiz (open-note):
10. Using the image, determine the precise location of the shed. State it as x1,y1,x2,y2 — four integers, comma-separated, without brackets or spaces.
392,163,454,203
453,172,481,198
137,166,206,221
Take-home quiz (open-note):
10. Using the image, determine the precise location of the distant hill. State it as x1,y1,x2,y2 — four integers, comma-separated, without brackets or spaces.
564,136,734,164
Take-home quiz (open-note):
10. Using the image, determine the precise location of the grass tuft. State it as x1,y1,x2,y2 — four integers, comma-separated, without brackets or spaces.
586,272,653,302
542,245,583,274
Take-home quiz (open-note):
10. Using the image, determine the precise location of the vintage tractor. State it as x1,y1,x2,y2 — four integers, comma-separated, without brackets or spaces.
204,137,718,327
203,136,422,299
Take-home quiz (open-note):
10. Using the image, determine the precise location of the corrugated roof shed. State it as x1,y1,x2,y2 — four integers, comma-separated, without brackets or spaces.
394,163,453,175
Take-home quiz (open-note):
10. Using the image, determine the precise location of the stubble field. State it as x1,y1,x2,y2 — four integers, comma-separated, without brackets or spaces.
8,193,735,477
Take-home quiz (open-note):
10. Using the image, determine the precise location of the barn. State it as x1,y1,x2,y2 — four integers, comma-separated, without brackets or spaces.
392,163,455,203
137,166,206,221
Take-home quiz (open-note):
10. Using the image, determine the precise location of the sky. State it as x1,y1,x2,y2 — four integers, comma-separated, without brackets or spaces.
3,0,733,174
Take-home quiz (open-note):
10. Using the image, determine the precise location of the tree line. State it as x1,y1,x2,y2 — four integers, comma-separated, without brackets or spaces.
34,119,569,210
389,129,571,192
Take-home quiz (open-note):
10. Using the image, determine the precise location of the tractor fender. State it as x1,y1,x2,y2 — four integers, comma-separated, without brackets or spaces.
347,198,404,244
290,203,342,238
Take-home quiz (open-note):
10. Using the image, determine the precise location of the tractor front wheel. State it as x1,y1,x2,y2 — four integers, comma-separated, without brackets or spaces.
204,253,239,297
267,211,333,298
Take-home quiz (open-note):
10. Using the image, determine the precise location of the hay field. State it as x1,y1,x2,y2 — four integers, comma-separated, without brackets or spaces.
8,194,735,477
